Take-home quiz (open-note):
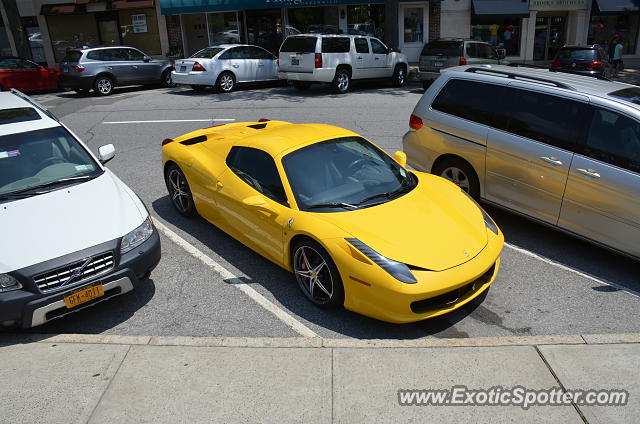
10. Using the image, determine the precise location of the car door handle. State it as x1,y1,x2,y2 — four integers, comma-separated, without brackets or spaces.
216,181,223,191
374,57,380,60
107,66,113,70
132,65,138,68
540,156,563,166
357,56,363,59
258,64,264,67
232,64,239,68
577,168,601,178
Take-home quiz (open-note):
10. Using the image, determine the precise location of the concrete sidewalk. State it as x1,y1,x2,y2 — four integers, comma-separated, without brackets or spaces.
1,333,639,423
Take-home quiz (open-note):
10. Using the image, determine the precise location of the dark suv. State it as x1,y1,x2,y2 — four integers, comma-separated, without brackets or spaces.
549,45,611,79
59,46,174,96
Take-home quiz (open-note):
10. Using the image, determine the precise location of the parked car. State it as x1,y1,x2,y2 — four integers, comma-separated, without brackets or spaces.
0,89,160,329
278,34,408,93
162,120,503,323
58,46,174,96
172,44,278,93
417,39,506,89
549,45,611,79
0,57,60,92
403,65,640,260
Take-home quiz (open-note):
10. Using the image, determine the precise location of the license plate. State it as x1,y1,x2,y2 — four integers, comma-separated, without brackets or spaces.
180,65,186,72
434,61,444,67
64,285,104,309
291,57,299,66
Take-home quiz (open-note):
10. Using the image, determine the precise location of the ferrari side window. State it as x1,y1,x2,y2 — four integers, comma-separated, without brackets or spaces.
226,146,288,206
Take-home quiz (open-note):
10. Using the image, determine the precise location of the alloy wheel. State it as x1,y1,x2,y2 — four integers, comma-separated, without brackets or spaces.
168,169,192,213
396,67,405,85
97,78,112,95
220,74,234,92
441,166,471,193
336,72,349,92
293,246,334,304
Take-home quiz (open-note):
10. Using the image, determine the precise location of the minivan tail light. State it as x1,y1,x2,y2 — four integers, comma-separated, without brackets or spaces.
459,56,467,66
71,65,85,72
549,60,561,68
587,61,604,69
409,114,423,130
192,61,206,72
314,53,322,68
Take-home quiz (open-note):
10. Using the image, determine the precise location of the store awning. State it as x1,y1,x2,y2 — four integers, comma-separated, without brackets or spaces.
42,0,154,14
41,3,86,15
593,0,640,15
160,0,388,15
112,0,155,8
471,0,529,19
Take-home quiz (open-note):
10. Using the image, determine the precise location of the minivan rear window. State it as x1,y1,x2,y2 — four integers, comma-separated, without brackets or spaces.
281,37,317,53
322,38,350,53
421,41,462,57
63,50,82,62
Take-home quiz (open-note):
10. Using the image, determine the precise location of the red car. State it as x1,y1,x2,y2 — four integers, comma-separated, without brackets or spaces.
0,57,60,92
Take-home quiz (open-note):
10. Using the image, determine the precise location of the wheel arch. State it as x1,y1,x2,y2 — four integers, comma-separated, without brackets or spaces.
431,153,483,198
94,72,117,84
287,233,330,272
334,64,352,78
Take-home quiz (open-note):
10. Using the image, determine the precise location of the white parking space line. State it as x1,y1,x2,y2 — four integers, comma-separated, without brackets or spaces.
103,119,235,124
152,218,320,338
505,242,640,298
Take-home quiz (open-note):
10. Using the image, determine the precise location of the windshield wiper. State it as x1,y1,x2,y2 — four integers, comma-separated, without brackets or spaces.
0,191,47,201
357,184,414,206
4,175,96,197
306,202,358,210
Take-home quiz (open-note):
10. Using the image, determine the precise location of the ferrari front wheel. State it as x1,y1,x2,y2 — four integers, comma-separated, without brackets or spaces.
165,164,196,217
293,240,344,308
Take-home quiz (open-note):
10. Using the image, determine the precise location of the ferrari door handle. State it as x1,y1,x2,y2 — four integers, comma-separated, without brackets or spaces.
540,156,563,166
216,181,223,191
577,168,601,178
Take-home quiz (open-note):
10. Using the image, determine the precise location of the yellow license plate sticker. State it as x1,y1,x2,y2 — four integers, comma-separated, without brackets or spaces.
64,285,104,309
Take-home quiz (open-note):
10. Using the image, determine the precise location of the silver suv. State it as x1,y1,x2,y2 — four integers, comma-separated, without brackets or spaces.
418,39,506,89
277,34,408,94
59,47,174,96
403,65,640,259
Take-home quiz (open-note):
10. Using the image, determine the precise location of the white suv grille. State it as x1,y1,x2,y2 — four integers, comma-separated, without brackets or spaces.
33,252,114,292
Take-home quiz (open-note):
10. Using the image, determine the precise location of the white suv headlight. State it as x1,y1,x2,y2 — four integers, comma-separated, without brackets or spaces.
0,274,22,292
121,217,154,254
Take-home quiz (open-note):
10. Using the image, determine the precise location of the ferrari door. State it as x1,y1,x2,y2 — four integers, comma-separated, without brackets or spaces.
215,146,290,264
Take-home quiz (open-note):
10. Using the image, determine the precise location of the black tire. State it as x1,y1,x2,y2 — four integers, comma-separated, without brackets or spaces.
190,85,207,92
432,157,480,200
160,69,175,87
332,68,350,94
292,239,344,308
422,80,433,90
93,75,114,96
164,163,197,217
293,81,312,90
391,64,406,87
74,88,89,95
216,71,236,93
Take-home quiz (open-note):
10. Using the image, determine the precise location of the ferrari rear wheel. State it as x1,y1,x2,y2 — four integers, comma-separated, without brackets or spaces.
293,240,344,308
165,164,196,217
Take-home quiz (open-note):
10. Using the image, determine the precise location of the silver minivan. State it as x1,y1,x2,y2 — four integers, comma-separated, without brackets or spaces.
403,65,640,259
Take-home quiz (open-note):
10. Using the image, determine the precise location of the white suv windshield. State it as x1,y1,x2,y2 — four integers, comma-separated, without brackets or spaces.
0,126,101,198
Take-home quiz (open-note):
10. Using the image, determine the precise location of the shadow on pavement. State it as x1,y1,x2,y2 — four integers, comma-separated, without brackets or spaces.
151,195,484,340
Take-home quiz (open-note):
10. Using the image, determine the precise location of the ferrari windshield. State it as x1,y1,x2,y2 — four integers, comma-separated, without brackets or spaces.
0,126,101,198
282,136,416,212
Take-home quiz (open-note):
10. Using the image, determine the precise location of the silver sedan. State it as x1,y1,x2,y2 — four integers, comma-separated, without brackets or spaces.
171,44,278,93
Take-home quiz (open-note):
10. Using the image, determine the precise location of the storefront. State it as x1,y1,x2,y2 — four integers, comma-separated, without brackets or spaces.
42,1,163,62
589,0,640,56
470,0,529,57
528,0,590,60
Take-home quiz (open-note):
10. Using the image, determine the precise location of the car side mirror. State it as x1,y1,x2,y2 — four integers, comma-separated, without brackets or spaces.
98,144,116,165
143,56,151,62
388,47,395,54
394,151,407,168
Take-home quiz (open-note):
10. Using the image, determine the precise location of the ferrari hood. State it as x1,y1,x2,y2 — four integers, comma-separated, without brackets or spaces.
317,176,488,271
0,171,147,273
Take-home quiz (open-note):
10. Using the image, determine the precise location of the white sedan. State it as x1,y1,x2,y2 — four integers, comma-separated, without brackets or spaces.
172,44,278,93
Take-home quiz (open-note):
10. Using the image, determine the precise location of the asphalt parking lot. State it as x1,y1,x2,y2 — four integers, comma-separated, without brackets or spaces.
27,81,640,339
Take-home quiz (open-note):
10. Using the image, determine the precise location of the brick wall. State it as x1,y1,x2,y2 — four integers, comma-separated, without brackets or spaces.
429,1,441,41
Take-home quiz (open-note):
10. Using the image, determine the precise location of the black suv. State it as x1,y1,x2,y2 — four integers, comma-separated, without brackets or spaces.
549,45,611,79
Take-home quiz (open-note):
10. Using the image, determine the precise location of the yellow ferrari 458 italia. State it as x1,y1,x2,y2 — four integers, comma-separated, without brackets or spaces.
162,120,504,323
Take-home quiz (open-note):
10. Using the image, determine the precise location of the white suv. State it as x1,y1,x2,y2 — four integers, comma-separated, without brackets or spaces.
278,34,408,93
0,90,160,329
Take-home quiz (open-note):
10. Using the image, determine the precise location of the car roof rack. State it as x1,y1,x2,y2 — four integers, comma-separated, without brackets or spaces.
9,88,60,122
464,66,576,90
507,62,612,81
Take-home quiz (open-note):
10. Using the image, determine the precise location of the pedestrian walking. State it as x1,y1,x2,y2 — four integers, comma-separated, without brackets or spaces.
612,38,624,76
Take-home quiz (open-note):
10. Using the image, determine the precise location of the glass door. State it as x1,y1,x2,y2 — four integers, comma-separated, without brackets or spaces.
533,16,566,61
242,9,283,55
400,5,427,63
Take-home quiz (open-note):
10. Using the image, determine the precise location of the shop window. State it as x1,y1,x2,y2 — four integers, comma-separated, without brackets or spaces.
21,17,46,65
589,15,639,56
403,7,424,43
287,7,339,35
47,14,100,62
0,15,11,56
471,19,521,56
208,12,240,45
244,8,283,55
347,5,385,39
118,8,161,55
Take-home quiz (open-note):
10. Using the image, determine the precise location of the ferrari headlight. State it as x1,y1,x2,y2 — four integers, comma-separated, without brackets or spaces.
461,190,499,235
0,274,22,293
346,238,417,284
121,217,154,254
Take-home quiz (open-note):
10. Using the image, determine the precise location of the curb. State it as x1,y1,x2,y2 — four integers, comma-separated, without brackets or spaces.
3,332,640,348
